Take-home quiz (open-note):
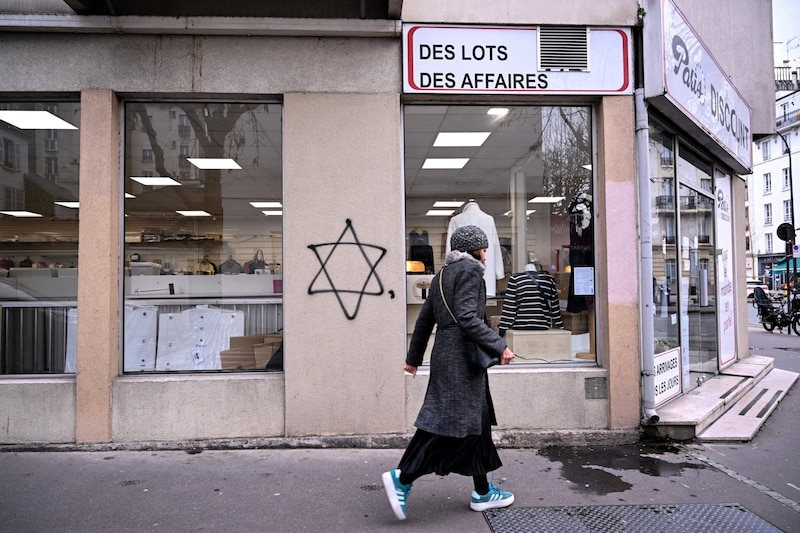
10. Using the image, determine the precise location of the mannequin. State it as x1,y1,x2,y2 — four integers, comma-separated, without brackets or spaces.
446,202,504,297
498,267,564,336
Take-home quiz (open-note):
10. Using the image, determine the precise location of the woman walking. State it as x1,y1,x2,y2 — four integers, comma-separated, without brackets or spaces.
382,225,516,521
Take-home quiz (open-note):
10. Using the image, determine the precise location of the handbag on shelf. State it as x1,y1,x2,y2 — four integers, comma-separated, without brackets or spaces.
438,269,500,369
243,250,267,274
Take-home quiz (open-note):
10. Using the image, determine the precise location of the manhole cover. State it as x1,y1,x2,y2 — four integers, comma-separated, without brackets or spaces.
484,503,781,533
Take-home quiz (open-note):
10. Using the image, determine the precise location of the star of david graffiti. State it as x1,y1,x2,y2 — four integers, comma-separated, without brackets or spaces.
308,219,387,320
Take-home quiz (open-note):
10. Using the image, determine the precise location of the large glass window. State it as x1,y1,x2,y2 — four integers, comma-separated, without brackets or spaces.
123,102,283,373
404,105,595,365
0,101,81,374
649,125,680,360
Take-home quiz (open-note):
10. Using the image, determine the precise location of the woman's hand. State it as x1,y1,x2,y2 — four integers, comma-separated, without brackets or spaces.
500,347,515,365
404,364,418,377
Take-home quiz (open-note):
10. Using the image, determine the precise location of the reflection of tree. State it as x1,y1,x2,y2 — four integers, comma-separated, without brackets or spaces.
542,107,591,217
131,103,267,214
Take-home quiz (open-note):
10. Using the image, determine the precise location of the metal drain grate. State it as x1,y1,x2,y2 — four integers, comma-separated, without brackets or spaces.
484,503,782,532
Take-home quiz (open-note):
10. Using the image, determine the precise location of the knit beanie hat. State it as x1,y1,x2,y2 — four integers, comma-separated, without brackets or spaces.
450,225,488,252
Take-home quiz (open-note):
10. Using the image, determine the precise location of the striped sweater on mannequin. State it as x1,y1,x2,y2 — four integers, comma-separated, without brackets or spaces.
498,270,564,335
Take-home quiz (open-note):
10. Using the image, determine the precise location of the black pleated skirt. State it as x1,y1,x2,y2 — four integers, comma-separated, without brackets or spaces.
397,399,502,479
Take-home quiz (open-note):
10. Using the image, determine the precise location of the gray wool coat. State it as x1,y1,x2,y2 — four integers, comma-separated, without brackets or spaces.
406,251,508,438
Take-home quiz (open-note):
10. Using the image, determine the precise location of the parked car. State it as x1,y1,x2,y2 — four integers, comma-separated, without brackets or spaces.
746,279,769,299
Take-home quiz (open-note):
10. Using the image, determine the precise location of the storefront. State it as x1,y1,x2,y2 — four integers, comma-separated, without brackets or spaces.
0,1,773,447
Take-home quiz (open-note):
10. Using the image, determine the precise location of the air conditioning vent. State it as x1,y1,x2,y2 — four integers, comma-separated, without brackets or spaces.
539,26,589,71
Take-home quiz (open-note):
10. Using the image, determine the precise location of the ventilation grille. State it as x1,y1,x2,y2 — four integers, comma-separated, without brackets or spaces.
538,26,589,71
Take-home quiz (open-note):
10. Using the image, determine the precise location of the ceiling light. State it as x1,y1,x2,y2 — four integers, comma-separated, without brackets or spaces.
250,201,283,208
433,132,491,147
187,158,241,170
130,177,181,186
425,209,455,216
0,211,43,217
433,201,465,208
262,210,283,216
125,193,136,198
487,108,509,117
176,210,211,217
528,196,566,203
0,110,78,130
422,158,469,169
55,201,79,208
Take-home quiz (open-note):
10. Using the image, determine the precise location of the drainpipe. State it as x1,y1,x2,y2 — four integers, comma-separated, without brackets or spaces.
636,88,659,425
634,18,659,424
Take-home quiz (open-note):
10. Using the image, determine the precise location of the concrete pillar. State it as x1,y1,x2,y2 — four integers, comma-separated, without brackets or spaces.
282,92,406,436
75,90,120,443
596,95,641,429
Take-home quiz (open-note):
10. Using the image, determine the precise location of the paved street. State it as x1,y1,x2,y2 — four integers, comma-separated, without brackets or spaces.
0,310,797,532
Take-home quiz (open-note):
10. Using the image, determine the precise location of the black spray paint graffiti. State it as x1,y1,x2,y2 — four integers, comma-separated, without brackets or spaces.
308,219,387,320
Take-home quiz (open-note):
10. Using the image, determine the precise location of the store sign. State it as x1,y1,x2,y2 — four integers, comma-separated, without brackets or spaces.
644,0,752,173
654,347,682,406
403,25,632,95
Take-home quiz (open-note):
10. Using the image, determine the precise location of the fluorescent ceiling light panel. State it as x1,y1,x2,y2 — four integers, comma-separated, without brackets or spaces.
261,210,283,216
433,132,491,147
55,201,79,208
176,210,211,217
125,193,135,198
422,158,469,169
487,108,509,116
0,211,43,217
0,110,78,130
250,201,283,208
528,196,566,203
433,201,465,208
187,158,241,170
130,176,181,186
425,209,455,216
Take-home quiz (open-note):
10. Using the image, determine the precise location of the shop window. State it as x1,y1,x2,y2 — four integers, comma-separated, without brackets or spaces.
404,105,596,365
123,101,283,373
0,101,81,374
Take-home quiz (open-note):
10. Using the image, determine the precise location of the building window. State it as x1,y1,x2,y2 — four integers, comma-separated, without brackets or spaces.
762,140,771,161
764,204,772,225
404,104,595,364
784,199,792,222
782,136,791,155
0,101,81,375
783,168,791,190
763,173,771,194
123,101,283,373
45,157,58,178
765,233,773,253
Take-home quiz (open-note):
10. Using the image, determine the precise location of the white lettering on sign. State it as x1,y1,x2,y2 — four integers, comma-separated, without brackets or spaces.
654,347,682,406
403,25,632,95
659,0,752,169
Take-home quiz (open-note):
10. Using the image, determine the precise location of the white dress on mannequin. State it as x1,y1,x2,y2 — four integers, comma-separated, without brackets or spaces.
446,202,505,297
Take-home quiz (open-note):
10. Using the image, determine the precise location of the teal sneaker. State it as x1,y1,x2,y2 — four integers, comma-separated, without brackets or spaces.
469,482,514,511
382,469,412,520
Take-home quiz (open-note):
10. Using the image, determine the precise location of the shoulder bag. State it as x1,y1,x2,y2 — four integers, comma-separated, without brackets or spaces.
439,269,500,369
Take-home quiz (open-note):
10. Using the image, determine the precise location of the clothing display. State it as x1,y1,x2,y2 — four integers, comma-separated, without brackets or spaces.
408,227,430,246
498,270,564,334
567,193,594,312
446,202,504,297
